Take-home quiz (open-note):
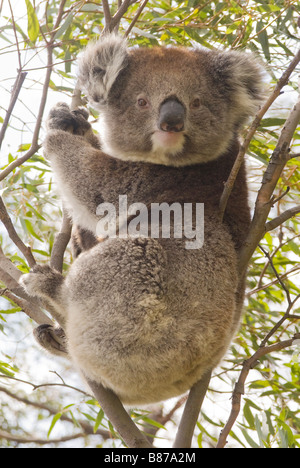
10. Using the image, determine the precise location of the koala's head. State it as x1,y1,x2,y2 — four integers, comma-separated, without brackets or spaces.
78,34,266,166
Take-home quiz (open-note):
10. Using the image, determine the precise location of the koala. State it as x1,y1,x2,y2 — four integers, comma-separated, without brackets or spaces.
20,34,265,405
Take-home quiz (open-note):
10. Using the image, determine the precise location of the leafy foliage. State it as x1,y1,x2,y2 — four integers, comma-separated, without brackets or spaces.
0,0,299,448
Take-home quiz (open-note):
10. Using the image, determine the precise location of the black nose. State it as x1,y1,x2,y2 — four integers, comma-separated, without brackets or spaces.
158,99,185,133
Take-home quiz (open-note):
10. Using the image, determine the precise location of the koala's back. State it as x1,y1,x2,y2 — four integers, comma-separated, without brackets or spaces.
63,218,237,405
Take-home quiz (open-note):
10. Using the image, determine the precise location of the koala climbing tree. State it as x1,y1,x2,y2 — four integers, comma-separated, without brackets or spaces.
22,34,265,405
0,0,300,449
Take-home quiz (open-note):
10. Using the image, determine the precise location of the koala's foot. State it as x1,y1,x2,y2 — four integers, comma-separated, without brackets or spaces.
34,324,68,357
20,265,64,301
47,102,91,136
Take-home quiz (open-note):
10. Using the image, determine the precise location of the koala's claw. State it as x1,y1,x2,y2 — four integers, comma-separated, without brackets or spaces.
34,324,68,356
47,102,91,136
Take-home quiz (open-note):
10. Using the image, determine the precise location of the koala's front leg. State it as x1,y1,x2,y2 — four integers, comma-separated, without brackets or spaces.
44,103,104,233
46,102,101,149
20,265,67,328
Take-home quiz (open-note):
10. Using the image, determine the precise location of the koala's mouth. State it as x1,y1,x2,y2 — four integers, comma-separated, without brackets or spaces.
151,130,185,154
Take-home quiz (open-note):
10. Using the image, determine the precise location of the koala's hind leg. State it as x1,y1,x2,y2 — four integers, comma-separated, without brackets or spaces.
20,265,69,356
20,265,67,328
34,324,68,357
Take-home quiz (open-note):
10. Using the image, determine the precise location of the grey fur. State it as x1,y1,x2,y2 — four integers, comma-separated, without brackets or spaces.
20,35,266,405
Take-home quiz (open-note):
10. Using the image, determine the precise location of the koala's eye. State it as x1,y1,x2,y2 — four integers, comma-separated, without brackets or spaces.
190,98,201,109
137,98,149,108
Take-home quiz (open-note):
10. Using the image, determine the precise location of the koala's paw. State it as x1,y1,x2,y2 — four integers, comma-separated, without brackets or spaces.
20,265,64,300
34,324,68,356
46,102,91,136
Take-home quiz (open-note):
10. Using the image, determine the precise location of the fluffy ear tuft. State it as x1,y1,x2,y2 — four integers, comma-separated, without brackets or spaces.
78,33,128,107
210,51,267,124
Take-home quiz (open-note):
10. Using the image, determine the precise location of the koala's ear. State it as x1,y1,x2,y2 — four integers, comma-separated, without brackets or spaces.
78,33,128,107
210,51,267,122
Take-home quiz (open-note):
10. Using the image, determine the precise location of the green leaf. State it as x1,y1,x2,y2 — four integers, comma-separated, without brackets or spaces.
80,4,102,12
94,408,104,433
259,118,286,128
255,415,267,447
0,361,17,377
265,410,275,436
277,420,295,447
241,428,260,448
243,401,255,428
25,0,40,43
139,416,166,431
54,12,74,40
256,20,270,61
278,428,288,448
249,379,270,389
48,413,62,438
24,219,42,241
0,307,21,314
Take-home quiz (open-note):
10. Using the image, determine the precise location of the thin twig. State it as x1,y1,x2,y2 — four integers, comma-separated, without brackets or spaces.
0,384,110,439
70,84,85,111
247,264,300,296
0,72,27,150
0,196,36,267
258,244,291,304
265,204,300,232
124,0,149,37
216,333,300,448
8,0,22,69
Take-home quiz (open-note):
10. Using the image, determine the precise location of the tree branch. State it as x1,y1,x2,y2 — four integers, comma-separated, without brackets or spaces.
219,48,300,222
50,207,72,273
173,370,211,448
103,0,135,33
238,90,300,275
124,0,149,37
265,204,300,232
102,0,112,27
86,378,152,448
216,332,300,448
0,428,87,446
0,287,52,325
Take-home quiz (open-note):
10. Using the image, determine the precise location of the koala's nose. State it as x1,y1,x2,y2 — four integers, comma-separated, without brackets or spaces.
159,99,185,133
